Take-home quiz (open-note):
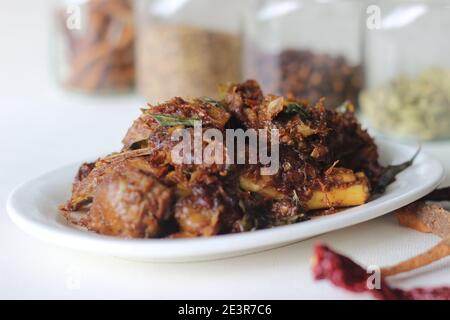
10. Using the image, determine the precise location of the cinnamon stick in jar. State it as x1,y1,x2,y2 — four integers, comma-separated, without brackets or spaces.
55,0,135,93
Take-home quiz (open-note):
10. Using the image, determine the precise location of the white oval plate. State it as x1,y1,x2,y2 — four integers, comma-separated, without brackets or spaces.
7,140,444,262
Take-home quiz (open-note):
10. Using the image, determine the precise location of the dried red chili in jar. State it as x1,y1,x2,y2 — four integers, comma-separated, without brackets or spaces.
243,0,365,109
245,49,363,109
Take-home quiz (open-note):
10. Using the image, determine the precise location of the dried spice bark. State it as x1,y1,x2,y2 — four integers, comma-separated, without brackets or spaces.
377,200,450,276
395,201,450,239
381,238,450,277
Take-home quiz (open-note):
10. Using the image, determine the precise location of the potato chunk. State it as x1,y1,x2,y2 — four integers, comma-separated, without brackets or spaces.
306,169,370,210
240,168,369,211
239,175,285,200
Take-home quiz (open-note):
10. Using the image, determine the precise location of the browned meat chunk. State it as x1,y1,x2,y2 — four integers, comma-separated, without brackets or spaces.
174,186,242,237
65,150,165,211
225,80,264,128
85,159,174,238
122,97,230,150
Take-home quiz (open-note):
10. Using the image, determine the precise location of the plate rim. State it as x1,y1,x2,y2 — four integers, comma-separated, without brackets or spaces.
6,140,445,261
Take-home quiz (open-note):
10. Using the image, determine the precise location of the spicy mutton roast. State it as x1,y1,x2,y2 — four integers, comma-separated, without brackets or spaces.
61,80,383,238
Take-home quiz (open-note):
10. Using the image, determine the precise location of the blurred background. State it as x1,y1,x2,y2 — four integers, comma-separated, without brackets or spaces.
1,0,450,181
1,0,450,299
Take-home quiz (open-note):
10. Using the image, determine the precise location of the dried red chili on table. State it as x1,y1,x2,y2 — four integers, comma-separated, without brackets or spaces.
312,244,450,300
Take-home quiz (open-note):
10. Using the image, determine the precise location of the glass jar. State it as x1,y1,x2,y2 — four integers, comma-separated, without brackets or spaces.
243,0,364,109
53,0,135,93
135,0,243,103
361,0,450,141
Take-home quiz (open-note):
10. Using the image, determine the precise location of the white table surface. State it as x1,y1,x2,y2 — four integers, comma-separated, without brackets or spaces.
1,0,449,299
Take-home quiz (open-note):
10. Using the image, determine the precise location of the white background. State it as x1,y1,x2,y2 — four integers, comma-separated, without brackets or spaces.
0,0,449,299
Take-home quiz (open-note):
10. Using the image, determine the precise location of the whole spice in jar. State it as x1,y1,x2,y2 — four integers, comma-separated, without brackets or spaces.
136,24,242,103
56,0,135,92
245,49,363,109
361,68,450,140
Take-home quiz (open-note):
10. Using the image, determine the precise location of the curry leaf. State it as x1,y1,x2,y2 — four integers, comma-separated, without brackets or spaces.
283,102,312,121
150,114,200,127
375,147,421,193
200,97,226,109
